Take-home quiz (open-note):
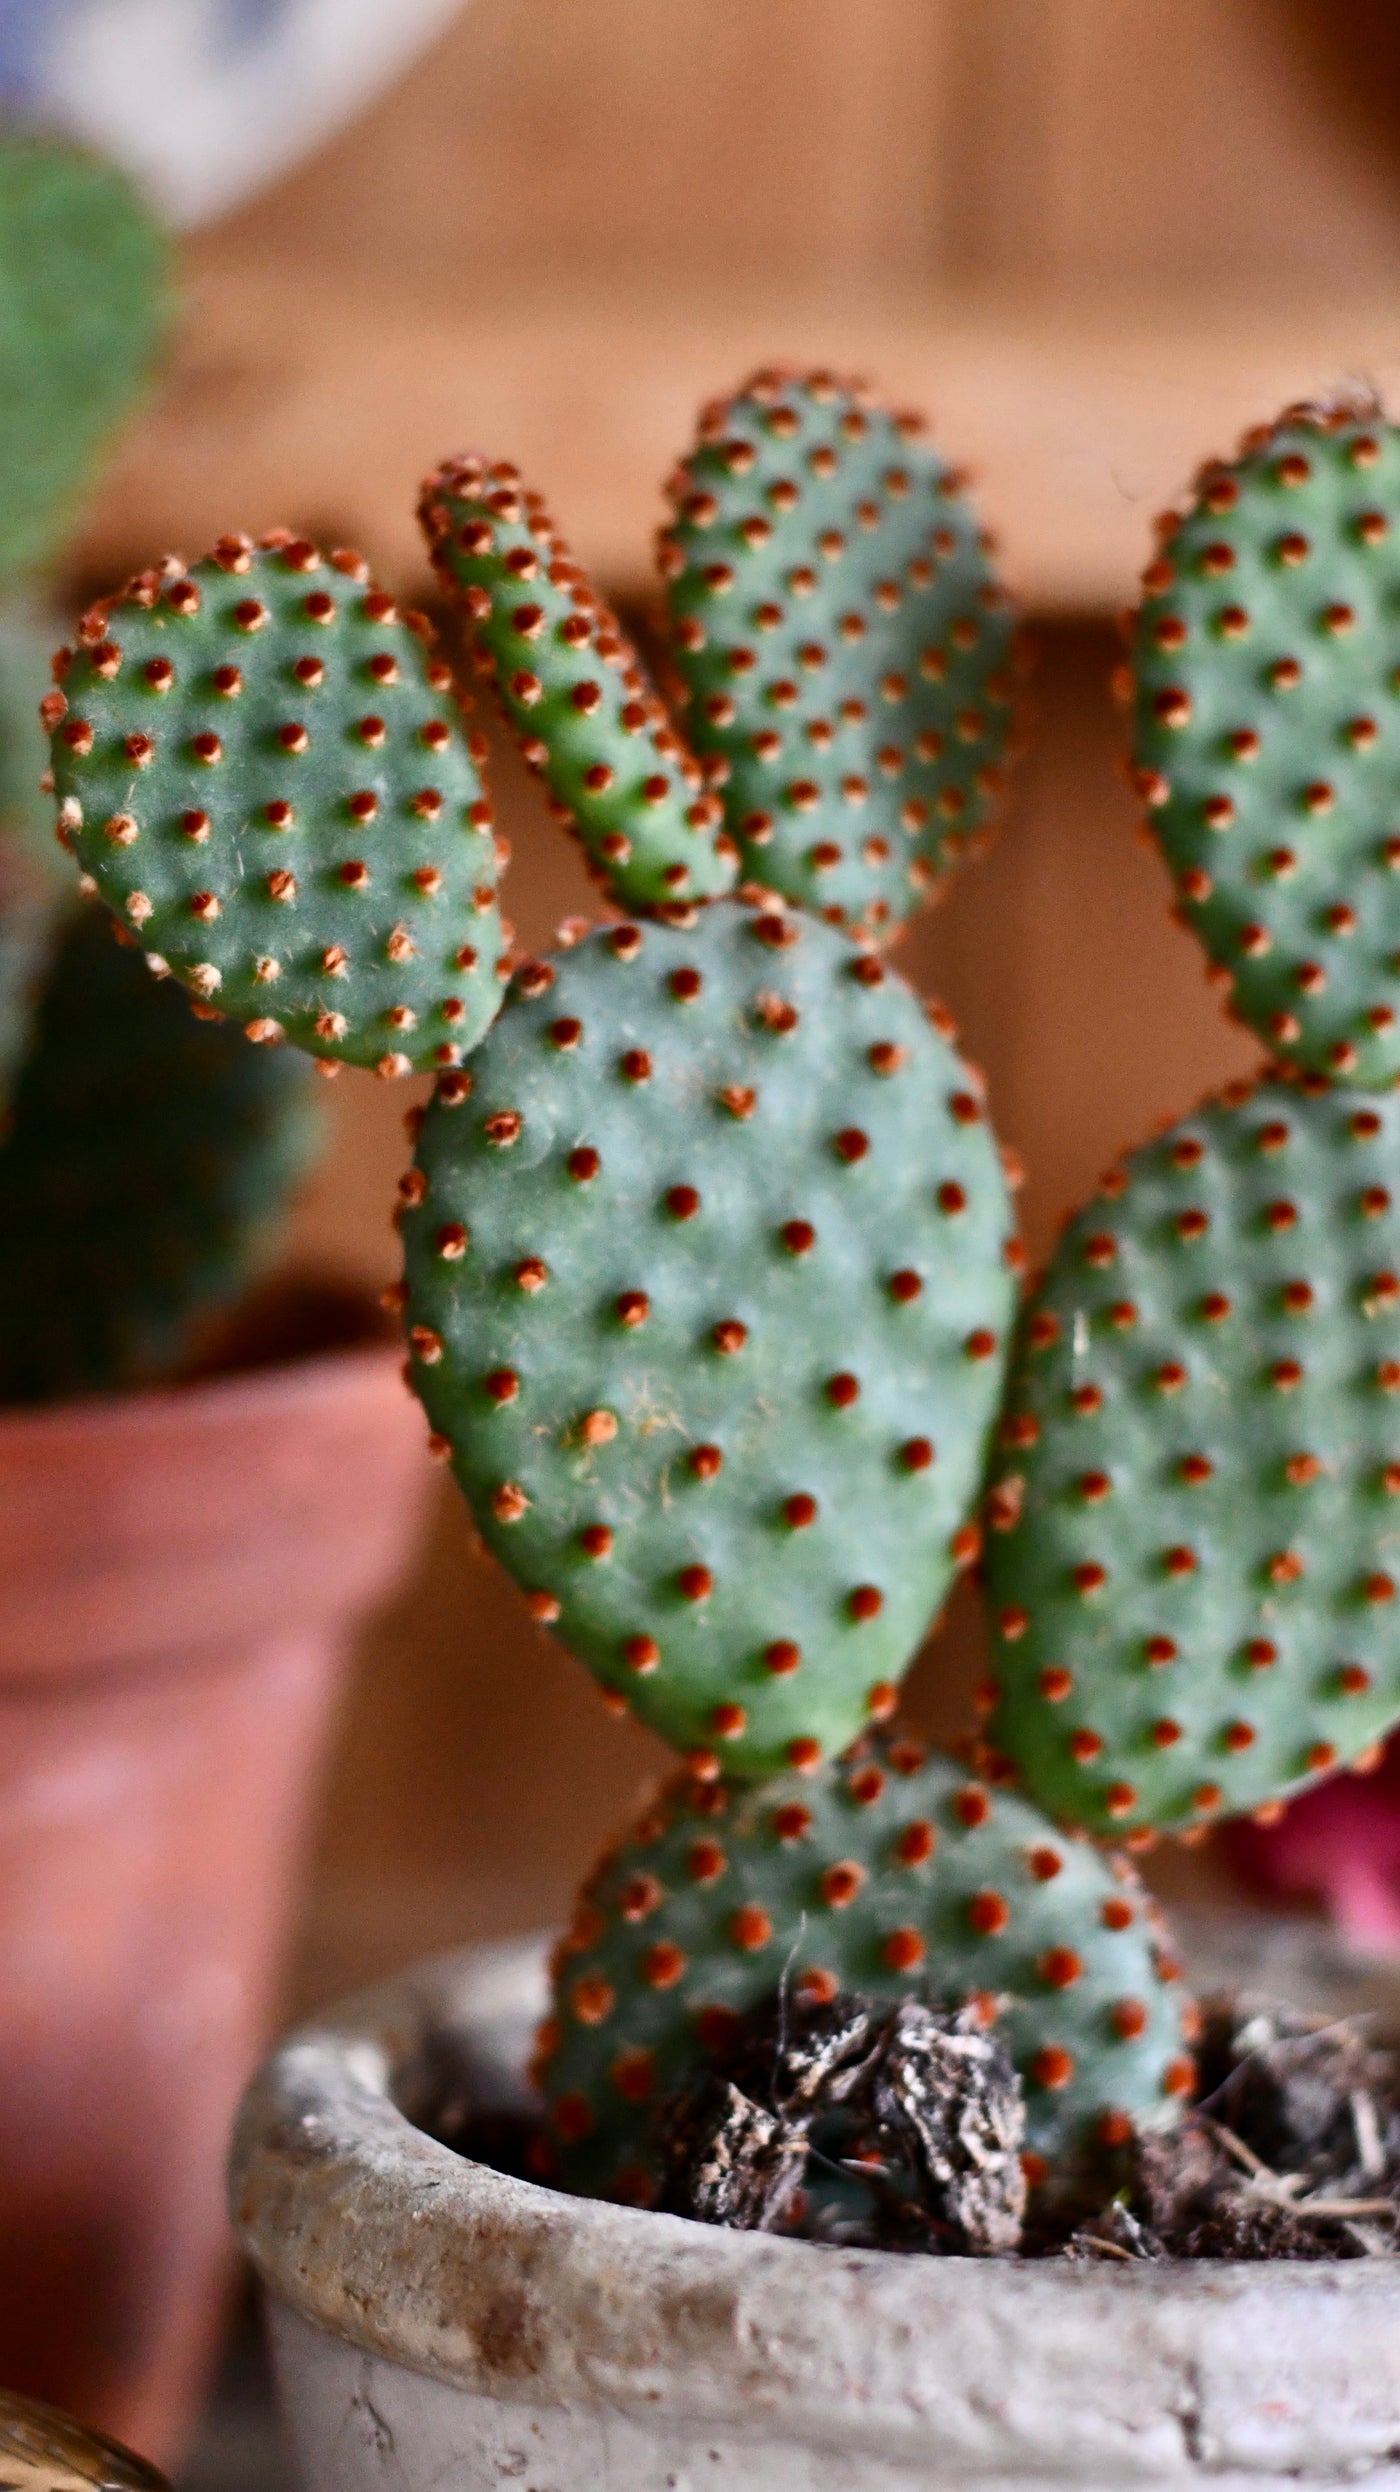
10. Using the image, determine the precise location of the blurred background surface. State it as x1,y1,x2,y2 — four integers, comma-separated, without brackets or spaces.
28,1,1400,2471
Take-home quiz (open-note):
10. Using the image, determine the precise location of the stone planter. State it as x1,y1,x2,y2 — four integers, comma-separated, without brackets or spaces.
0,1332,432,2467
233,1932,1400,2491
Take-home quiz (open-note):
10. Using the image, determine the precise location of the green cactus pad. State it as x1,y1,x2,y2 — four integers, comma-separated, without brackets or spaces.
0,906,321,1402
420,456,737,912
1133,400,1400,1088
537,1733,1195,2204
0,134,172,577
985,1075,1400,1836
659,367,1016,938
402,899,1017,1777
48,537,504,1074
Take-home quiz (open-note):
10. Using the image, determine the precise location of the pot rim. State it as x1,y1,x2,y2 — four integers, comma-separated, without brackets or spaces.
231,1936,1400,2478
0,1330,402,1449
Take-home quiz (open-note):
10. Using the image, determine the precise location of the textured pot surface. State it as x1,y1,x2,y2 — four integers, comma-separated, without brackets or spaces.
0,1342,431,2468
234,1937,1400,2491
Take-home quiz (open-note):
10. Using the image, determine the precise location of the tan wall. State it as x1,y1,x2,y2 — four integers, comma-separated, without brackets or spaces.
216,0,1400,301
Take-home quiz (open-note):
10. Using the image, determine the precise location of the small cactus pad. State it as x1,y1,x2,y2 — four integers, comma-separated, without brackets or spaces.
1133,401,1400,1087
537,1733,1195,2203
0,907,320,1402
0,134,172,577
985,1076,1400,1836
660,368,1015,936
402,899,1017,1777
421,456,737,912
48,537,504,1074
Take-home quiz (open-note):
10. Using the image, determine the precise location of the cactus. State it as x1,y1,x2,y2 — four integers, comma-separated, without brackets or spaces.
420,456,738,912
403,403,1198,2197
983,1074,1400,1837
659,369,1016,937
0,905,321,1402
536,1733,1196,2209
401,894,1018,1779
0,134,172,578
1132,400,1400,1089
47,537,505,1074
43,367,1223,2209
986,391,1400,1847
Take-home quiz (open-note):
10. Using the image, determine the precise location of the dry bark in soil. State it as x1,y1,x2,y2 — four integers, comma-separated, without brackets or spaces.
434,1987,1400,2264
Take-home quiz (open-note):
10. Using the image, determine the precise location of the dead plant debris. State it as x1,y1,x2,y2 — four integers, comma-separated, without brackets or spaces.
654,1989,1400,2263
435,1986,1400,2265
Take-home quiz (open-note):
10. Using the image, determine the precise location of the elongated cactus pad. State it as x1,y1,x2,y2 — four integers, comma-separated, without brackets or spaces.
0,134,172,577
48,537,504,1074
1133,401,1400,1087
985,1076,1400,1836
0,908,320,1402
421,456,737,912
402,898,1017,1778
537,1733,1195,2204
659,368,1015,937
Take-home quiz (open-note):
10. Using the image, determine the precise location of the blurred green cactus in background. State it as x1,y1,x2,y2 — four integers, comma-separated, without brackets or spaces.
0,129,328,1404
0,131,172,579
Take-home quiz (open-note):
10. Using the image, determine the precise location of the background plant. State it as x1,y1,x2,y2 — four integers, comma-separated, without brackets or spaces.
0,130,337,1403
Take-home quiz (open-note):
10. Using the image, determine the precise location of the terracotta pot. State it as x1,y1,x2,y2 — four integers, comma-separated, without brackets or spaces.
0,1329,432,2470
234,1934,1400,2492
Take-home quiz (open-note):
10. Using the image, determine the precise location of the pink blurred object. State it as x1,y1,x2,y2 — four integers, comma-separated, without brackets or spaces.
1226,1738,1400,1953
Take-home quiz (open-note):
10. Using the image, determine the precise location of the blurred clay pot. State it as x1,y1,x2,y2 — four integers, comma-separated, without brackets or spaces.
0,1310,432,2469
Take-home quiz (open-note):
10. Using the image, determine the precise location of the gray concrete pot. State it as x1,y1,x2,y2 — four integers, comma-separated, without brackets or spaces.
231,1933,1400,2491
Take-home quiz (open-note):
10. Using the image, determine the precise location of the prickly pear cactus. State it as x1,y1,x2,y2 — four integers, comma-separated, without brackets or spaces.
402,898,1018,1778
0,907,321,1402
660,368,1016,938
985,1074,1400,1836
48,536,504,1074
0,134,172,577
537,1733,1195,2204
420,456,737,913
1133,401,1400,1088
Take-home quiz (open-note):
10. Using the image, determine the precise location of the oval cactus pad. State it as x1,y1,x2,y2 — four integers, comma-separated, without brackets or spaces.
421,455,737,913
1134,401,1400,1088
660,367,1016,938
48,536,503,1074
538,1734,1194,2202
986,1077,1400,1835
402,899,1017,1777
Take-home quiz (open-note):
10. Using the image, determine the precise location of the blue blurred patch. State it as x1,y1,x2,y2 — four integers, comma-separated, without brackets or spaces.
0,0,58,105
223,0,294,50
